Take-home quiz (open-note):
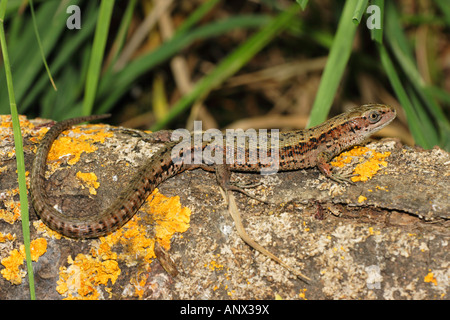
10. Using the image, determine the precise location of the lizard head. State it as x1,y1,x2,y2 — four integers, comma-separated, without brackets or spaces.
320,103,397,151
347,103,396,138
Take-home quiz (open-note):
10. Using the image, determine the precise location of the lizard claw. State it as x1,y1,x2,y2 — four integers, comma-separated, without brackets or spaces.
328,172,355,184
231,180,262,189
225,184,272,204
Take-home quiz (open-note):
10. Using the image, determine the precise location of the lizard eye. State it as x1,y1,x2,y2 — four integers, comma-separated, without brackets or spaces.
368,111,381,123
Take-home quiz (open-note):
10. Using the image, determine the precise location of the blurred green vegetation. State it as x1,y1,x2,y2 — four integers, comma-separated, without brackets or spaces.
0,0,449,150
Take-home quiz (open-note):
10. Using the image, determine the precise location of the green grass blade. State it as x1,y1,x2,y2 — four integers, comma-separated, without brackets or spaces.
0,0,65,114
174,0,221,36
150,4,302,131
82,0,114,115
378,44,430,148
28,0,56,90
106,0,137,70
295,0,309,11
0,0,35,300
434,0,450,25
427,86,450,104
308,0,359,127
385,2,448,127
20,1,98,116
352,0,368,24
384,2,448,148
96,14,272,115
96,0,224,114
369,0,384,44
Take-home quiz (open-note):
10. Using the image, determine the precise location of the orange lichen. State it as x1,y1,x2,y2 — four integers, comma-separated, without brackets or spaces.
46,126,112,164
298,288,308,300
33,220,63,239
56,188,191,299
23,238,48,261
375,185,389,192
56,219,150,299
56,253,121,300
1,117,191,298
1,249,25,285
144,189,192,250
0,117,36,180
94,215,156,267
331,146,391,182
57,232,123,299
76,171,100,195
0,115,33,130
120,219,156,265
205,254,224,271
0,238,48,285
0,117,112,229
0,188,21,224
0,232,15,242
130,272,149,299
424,270,438,286
99,188,191,266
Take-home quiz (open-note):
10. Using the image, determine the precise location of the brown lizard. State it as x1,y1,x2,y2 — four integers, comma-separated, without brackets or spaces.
30,104,396,241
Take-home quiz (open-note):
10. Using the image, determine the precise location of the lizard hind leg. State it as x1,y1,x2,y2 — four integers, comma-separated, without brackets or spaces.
204,164,311,282
212,164,271,204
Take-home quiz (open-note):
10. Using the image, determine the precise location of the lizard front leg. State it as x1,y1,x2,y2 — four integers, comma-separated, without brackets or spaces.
317,151,354,184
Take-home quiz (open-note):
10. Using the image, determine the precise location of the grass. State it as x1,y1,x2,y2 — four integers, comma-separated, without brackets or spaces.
383,1,449,149
307,0,359,127
0,0,35,300
0,0,449,300
0,1,446,150
82,0,114,116
150,3,302,131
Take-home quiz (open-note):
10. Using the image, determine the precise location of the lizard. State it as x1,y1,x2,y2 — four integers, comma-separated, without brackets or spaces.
30,104,396,241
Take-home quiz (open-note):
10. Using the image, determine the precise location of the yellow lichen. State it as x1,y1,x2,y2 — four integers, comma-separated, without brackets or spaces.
368,227,380,236
331,146,391,182
145,189,192,250
424,270,437,286
130,272,149,299
33,221,63,239
121,220,156,264
36,125,113,174
76,171,100,195
205,254,224,271
298,288,307,300
0,188,21,224
0,249,25,285
0,238,47,285
22,238,48,261
0,232,15,242
0,115,33,131
56,253,121,300
5,119,192,299
56,188,191,299
375,185,389,192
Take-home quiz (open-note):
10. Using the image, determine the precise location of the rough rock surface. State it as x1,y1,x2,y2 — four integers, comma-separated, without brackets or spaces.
0,117,448,300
